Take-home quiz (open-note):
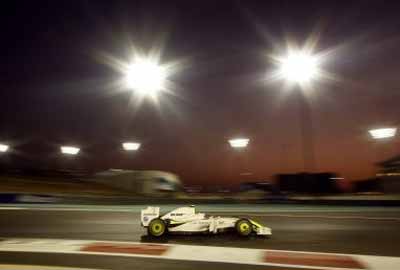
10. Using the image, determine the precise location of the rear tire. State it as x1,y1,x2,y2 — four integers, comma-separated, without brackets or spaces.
148,218,167,237
235,219,252,236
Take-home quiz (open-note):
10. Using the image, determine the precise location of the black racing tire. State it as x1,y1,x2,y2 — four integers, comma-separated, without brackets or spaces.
147,218,167,237
235,218,253,236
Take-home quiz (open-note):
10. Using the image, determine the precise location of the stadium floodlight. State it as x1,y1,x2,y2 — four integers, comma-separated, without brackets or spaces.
279,50,319,84
270,40,328,173
369,128,397,140
122,142,141,151
60,146,80,155
0,144,9,153
228,138,250,148
124,56,167,97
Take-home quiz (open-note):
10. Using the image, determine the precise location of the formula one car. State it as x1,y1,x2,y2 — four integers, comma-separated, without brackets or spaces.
141,206,272,237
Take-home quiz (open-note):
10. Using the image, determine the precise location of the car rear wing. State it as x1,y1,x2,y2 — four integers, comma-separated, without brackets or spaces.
141,206,160,227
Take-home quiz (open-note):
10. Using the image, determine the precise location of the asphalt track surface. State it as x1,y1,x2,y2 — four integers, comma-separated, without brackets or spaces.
0,204,399,269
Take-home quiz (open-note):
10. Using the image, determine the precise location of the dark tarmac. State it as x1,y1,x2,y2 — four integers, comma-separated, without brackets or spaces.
0,205,399,269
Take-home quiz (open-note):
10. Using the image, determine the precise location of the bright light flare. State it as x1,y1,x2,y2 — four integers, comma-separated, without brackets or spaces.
279,50,319,84
122,142,141,151
369,128,397,139
124,57,167,96
99,46,184,106
60,146,80,155
0,144,9,153
229,138,250,148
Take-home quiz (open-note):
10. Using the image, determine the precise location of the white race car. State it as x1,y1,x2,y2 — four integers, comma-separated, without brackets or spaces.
141,206,272,237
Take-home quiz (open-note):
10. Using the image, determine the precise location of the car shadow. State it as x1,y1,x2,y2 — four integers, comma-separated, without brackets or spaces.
140,232,270,246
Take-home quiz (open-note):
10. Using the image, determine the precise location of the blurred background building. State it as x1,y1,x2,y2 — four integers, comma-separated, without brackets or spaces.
377,154,400,193
92,169,182,197
276,173,341,194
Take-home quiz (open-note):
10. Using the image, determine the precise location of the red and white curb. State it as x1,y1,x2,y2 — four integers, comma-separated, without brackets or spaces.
0,238,399,269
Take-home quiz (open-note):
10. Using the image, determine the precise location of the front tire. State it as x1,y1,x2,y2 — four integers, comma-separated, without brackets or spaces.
235,219,252,236
148,218,167,237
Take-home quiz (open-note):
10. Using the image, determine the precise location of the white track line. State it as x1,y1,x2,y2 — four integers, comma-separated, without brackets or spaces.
251,213,400,222
0,238,399,270
0,265,100,270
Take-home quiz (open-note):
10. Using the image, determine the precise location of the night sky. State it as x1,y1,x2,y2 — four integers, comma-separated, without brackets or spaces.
1,0,399,186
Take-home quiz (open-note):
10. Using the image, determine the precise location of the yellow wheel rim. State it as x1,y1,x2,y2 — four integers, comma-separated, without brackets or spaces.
151,222,164,236
239,223,249,232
